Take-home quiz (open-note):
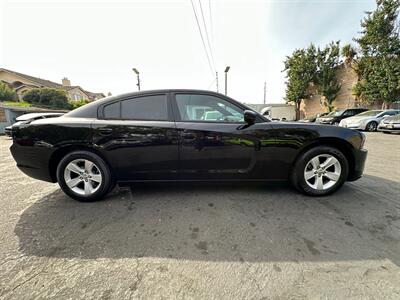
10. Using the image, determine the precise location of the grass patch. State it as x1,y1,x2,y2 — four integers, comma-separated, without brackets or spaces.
2,101,32,107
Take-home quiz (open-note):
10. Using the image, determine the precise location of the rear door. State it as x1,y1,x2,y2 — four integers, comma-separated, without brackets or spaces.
171,92,260,180
92,93,179,181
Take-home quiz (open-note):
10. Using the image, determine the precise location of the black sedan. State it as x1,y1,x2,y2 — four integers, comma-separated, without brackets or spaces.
10,90,367,202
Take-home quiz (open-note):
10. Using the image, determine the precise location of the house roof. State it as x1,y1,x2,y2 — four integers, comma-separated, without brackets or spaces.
0,68,105,100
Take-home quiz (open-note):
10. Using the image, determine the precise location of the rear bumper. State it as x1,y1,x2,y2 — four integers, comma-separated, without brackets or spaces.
348,148,368,181
10,142,55,182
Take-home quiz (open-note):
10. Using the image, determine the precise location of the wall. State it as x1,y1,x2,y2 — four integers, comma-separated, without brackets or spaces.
300,64,359,118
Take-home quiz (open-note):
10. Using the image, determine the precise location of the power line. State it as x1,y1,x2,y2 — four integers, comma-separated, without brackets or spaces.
208,0,216,67
190,0,215,76
207,77,216,89
198,0,215,70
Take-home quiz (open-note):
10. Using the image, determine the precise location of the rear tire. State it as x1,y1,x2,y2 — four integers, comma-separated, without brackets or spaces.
290,146,349,196
56,151,113,202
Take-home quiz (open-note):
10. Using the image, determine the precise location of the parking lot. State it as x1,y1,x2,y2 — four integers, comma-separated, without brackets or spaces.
0,133,399,299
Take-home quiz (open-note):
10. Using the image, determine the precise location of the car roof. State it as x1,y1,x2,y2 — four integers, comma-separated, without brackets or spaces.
65,89,254,119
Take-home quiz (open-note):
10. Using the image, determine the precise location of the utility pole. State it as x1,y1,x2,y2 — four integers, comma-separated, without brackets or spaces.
132,68,141,91
216,72,219,92
224,66,230,95
263,81,266,104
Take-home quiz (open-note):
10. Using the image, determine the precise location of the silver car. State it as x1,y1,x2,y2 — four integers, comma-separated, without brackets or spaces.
378,114,400,133
339,109,400,131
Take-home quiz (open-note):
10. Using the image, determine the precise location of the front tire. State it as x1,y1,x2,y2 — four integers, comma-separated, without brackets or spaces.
290,146,349,196
366,121,378,132
56,151,113,202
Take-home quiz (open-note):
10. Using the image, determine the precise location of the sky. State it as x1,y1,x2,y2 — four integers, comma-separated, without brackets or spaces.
0,0,377,104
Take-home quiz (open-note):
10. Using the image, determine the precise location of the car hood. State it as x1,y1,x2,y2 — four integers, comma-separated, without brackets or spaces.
342,116,371,123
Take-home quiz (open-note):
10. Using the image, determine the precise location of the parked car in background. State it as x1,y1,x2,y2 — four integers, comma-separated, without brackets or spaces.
4,112,64,137
378,114,400,134
316,108,368,125
339,110,400,131
10,89,367,201
299,112,329,123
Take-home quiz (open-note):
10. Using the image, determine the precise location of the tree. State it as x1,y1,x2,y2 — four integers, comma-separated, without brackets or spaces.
314,41,342,112
353,0,400,106
23,88,71,109
283,44,316,120
0,82,16,101
341,44,357,66
69,99,91,109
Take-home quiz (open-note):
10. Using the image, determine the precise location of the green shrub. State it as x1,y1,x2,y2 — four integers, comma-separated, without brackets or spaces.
0,82,17,101
69,99,91,109
23,88,71,109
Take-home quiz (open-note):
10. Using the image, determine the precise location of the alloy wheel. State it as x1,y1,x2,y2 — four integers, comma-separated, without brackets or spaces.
304,154,341,190
64,159,102,195
367,122,377,131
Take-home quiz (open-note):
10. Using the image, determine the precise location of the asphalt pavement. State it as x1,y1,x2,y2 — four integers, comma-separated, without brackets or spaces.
0,133,399,299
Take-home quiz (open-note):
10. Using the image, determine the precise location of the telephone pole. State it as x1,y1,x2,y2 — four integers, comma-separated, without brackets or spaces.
216,72,219,92
263,81,266,104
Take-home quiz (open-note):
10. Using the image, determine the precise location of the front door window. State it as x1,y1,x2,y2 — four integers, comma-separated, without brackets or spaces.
175,94,244,123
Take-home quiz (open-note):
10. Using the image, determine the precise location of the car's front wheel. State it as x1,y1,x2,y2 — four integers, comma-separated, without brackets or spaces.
56,151,113,202
291,146,349,196
366,121,378,132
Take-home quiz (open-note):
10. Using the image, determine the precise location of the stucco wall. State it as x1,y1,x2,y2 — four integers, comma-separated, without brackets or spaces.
300,64,359,118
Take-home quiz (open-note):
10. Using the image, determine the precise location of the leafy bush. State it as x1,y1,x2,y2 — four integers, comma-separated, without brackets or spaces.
69,99,91,109
23,88,71,109
0,82,17,101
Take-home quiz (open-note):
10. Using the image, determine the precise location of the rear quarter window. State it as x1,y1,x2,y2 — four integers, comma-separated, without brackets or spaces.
103,102,120,119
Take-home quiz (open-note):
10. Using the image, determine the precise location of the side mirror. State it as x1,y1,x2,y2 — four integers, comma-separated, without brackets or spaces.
244,110,257,124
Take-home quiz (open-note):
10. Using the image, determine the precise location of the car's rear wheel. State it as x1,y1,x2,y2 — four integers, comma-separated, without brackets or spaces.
57,151,113,202
366,121,378,132
290,146,349,196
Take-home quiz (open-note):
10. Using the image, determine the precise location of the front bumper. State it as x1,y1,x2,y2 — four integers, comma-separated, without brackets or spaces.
348,148,368,181
378,123,400,132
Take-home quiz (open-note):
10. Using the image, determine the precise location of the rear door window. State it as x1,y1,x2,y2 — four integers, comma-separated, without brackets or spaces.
121,94,168,120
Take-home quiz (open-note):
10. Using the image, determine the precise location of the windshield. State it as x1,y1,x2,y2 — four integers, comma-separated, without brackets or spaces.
329,110,344,117
357,110,382,116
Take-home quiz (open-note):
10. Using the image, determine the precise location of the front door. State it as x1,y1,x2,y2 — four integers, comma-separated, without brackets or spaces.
171,92,259,180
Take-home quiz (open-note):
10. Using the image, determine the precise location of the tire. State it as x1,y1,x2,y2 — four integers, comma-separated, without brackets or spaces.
56,151,113,202
366,121,378,132
290,146,349,196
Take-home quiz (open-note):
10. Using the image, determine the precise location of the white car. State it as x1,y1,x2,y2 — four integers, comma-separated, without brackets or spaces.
378,114,400,133
339,109,400,131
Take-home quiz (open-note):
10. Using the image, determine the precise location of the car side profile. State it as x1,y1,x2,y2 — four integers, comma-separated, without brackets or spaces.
316,108,368,125
10,90,367,202
339,109,400,131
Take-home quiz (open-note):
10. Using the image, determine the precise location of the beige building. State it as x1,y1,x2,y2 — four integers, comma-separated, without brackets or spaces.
0,68,105,102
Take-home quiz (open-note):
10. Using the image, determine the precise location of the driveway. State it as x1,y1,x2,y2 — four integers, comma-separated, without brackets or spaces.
0,133,399,299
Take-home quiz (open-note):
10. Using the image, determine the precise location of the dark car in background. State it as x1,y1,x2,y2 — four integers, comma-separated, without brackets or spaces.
10,89,367,202
378,114,400,133
4,112,64,137
299,112,329,123
316,108,368,125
